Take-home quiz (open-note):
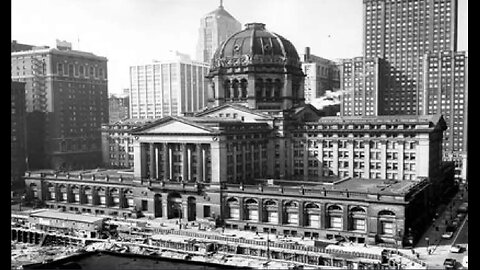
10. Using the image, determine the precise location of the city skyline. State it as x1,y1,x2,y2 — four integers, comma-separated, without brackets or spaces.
12,0,468,96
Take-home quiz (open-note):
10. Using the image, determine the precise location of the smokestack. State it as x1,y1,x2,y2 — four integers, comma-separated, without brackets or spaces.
305,47,311,62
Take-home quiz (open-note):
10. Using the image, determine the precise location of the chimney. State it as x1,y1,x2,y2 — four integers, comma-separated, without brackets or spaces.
305,47,311,62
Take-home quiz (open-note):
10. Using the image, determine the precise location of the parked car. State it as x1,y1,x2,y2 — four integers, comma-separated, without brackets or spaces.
457,202,468,213
462,256,468,268
443,258,456,270
450,244,463,253
442,231,454,239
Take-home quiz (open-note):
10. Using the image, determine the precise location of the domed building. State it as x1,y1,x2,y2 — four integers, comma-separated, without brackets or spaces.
207,23,305,111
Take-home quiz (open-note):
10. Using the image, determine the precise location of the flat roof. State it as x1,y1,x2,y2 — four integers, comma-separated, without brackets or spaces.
30,210,105,223
254,177,425,195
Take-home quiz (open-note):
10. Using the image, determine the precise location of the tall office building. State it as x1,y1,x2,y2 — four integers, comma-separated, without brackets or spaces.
424,50,467,180
11,81,27,188
195,1,241,63
301,47,341,106
109,94,130,123
129,52,209,119
11,40,108,170
339,57,385,116
363,0,458,115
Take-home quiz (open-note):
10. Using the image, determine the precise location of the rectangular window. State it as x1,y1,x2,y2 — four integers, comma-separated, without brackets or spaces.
381,221,394,235
267,211,278,224
100,196,106,205
308,214,320,227
287,213,299,225
330,216,342,229
248,209,258,221
230,208,239,219
127,198,134,207
353,218,366,231
74,194,80,202
141,200,148,211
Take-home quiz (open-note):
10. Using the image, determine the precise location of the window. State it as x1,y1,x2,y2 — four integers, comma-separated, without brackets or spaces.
267,211,278,224
74,194,80,202
247,209,258,221
287,213,299,225
127,198,134,207
353,218,366,231
330,216,342,229
381,221,394,235
230,208,240,219
100,196,106,205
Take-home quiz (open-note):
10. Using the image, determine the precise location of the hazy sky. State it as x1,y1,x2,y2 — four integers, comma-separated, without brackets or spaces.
12,0,468,95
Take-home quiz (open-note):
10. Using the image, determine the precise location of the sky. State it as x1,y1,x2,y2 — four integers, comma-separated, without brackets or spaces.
12,0,468,96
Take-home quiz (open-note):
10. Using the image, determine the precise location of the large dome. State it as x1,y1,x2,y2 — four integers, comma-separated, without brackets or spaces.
210,23,301,71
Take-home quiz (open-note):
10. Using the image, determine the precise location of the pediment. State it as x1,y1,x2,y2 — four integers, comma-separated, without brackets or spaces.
198,106,271,123
140,120,211,134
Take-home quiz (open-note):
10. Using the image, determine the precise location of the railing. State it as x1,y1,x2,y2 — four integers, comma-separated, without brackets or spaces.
150,228,383,261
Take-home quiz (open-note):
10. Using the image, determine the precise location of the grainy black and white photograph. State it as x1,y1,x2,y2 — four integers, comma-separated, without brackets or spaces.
11,0,468,269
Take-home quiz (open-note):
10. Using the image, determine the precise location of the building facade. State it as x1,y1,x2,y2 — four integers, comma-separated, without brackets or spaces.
129,53,209,119
23,22,454,248
301,47,341,106
11,40,108,170
11,40,35,53
339,57,385,116
108,94,130,124
195,1,242,63
11,81,27,188
423,50,467,180
364,0,458,115
101,118,153,169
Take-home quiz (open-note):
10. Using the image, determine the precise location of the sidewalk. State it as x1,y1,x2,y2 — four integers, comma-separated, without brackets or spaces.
413,186,468,268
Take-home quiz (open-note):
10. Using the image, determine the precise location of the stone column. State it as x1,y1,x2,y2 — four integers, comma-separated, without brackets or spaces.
242,144,247,182
318,141,324,177
155,145,159,179
277,200,284,225
196,144,203,182
348,140,354,177
380,140,387,179
251,143,255,175
298,202,305,227
258,198,264,222
133,141,147,178
258,144,263,177
211,141,227,183
182,144,188,181
188,145,193,181
398,141,404,180
202,146,207,181
149,143,156,179
343,205,349,231
169,144,173,179
332,141,339,176
364,140,371,177
239,197,245,220
320,203,326,229
163,143,170,180
233,144,237,181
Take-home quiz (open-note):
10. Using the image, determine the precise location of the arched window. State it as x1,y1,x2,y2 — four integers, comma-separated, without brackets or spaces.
232,79,239,99
245,198,259,221
72,185,80,203
274,79,282,99
227,197,239,219
59,185,67,201
84,187,93,204
263,200,278,224
265,79,273,98
284,201,299,225
110,188,120,207
327,204,343,229
47,184,56,200
304,203,320,227
224,80,231,99
378,210,396,235
240,79,248,98
255,79,263,98
350,206,367,232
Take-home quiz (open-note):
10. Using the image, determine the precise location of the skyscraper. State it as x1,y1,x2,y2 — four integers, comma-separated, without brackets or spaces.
109,94,130,123
129,52,209,119
195,0,241,63
363,0,458,115
339,57,385,116
11,40,108,170
11,81,27,188
424,50,467,180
